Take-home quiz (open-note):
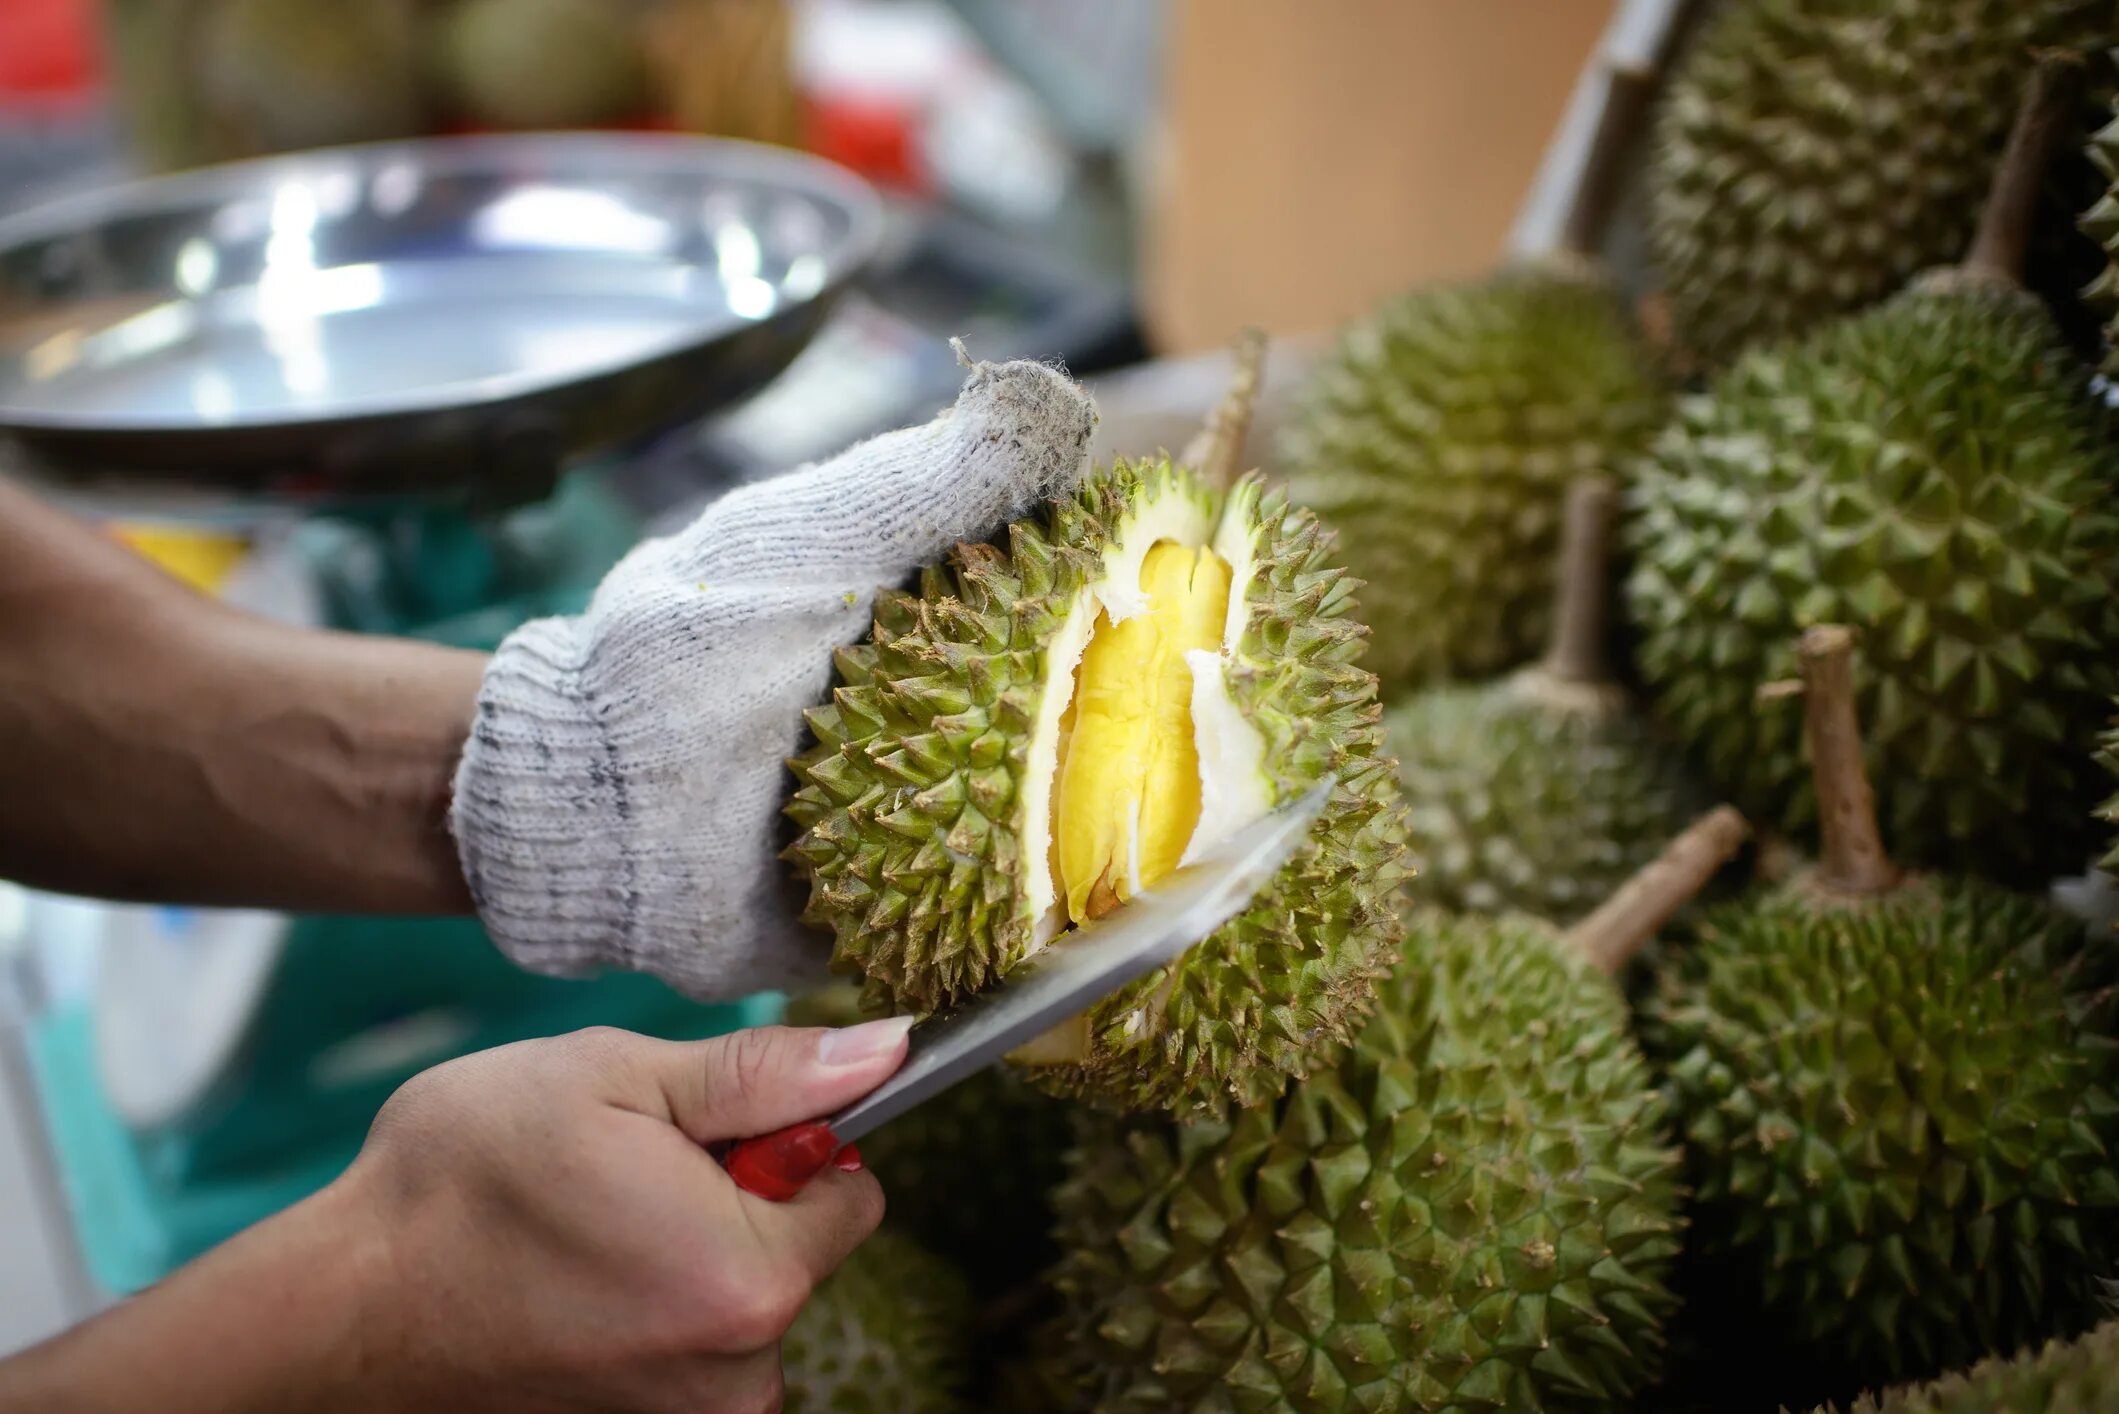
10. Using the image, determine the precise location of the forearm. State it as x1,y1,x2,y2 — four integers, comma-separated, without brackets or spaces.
0,1181,389,1414
0,477,484,914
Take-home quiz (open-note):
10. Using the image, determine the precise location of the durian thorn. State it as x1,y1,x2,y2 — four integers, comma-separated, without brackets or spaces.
1541,476,1619,686
1961,52,2084,287
1180,327,1267,491
1564,805,1749,973
1797,625,1902,899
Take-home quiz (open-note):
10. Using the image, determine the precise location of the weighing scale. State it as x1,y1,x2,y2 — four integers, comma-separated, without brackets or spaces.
0,130,1133,1300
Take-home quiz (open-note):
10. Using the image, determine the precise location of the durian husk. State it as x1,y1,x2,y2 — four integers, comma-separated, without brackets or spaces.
1808,1318,2119,1414
1625,278,2119,884
785,459,1411,1115
1277,261,1667,695
1646,0,2113,365
782,1228,973,1414
1644,874,2119,1386
1042,911,1685,1412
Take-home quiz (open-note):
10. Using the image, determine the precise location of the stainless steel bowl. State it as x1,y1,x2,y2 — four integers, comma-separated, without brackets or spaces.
0,133,881,503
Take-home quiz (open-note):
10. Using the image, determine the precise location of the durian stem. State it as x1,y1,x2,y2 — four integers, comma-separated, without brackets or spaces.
1542,477,1618,684
1564,806,1749,973
1798,625,1901,897
1181,327,1266,490
1962,53,2082,285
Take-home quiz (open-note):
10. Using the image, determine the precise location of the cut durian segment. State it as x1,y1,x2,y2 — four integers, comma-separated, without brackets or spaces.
1056,542,1232,923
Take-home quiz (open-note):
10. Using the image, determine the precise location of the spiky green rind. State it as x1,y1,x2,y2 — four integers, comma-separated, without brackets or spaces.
1645,876,2119,1386
1647,0,2105,365
2098,712,2119,878
783,1229,973,1414
1278,265,1665,695
1387,679,1706,925
1046,915,1684,1412
785,459,1411,1115
857,1064,1072,1294
1625,282,2119,884
2086,100,2119,375
1810,1319,2119,1413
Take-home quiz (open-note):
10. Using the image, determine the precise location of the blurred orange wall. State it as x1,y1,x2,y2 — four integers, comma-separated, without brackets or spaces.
1140,1,1617,355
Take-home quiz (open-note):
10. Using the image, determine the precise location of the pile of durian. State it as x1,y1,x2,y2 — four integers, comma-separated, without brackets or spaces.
766,5,2119,1409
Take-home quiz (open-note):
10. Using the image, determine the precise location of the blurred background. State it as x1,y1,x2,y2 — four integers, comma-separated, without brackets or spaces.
0,0,1615,1351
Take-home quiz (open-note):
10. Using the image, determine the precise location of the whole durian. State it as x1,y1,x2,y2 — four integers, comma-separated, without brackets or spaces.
1809,1319,2119,1414
436,0,648,131
2086,90,2119,374
782,1228,973,1414
1645,627,2119,1387
1040,811,1749,1413
1646,0,2107,364
1391,478,1705,923
1279,260,1666,694
1627,63,2119,884
786,339,1411,1115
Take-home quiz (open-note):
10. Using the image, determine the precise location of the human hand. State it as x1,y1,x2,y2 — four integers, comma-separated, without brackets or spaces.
449,354,1097,999
341,1018,908,1413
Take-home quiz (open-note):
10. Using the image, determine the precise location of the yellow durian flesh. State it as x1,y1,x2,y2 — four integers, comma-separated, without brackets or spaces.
1054,541,1233,923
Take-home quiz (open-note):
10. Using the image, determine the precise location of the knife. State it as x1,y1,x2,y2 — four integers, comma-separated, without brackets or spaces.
721,778,1335,1200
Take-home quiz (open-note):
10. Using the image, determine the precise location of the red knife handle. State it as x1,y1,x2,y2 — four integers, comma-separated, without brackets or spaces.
722,1122,847,1201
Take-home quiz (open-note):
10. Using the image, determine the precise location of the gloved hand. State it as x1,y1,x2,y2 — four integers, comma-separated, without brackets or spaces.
449,356,1098,999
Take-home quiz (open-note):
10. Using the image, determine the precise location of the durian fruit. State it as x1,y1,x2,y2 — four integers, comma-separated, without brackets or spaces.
1041,808,1750,1413
1626,61,2119,884
2100,715,2119,879
1810,1319,2119,1414
435,0,649,131
782,1228,973,1414
785,337,1412,1115
1279,262,1666,695
1646,0,2109,365
195,0,425,159
1390,476,1705,923
1645,626,2119,1388
2087,86,2119,376
783,974,1072,1295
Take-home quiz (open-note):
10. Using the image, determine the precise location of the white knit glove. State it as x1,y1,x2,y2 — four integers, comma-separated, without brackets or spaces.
449,357,1097,1000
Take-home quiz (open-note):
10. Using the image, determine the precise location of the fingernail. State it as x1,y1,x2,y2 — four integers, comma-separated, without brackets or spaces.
834,1144,864,1173
816,1016,913,1066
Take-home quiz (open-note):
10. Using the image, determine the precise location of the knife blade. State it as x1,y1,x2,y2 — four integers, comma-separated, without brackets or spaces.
721,778,1334,1200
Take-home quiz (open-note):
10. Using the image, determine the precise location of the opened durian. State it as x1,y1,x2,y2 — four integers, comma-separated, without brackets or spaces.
786,337,1410,1114
1647,0,2108,364
1627,62,2119,884
782,1228,973,1414
435,0,648,131
1646,627,2119,1387
1040,809,1748,1413
1391,477,1704,924
1280,262,1665,695
1810,1319,2119,1414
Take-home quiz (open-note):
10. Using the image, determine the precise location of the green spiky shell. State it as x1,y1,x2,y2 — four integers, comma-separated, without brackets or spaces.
436,0,647,130
2099,713,2119,878
783,1229,973,1414
1043,914,1684,1412
2087,93,2119,376
1278,264,1666,695
1647,0,2106,364
1811,1319,2119,1413
1644,875,2119,1385
1388,673,1706,925
785,459,1411,1115
1625,279,2119,884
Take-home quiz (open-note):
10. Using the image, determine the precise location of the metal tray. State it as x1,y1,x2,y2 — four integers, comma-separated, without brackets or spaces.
0,133,881,503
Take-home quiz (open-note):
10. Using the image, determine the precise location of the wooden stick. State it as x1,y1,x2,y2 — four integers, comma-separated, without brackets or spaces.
1798,625,1900,897
1542,477,1618,684
1566,806,1750,972
1181,327,1267,489
1963,53,2082,285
